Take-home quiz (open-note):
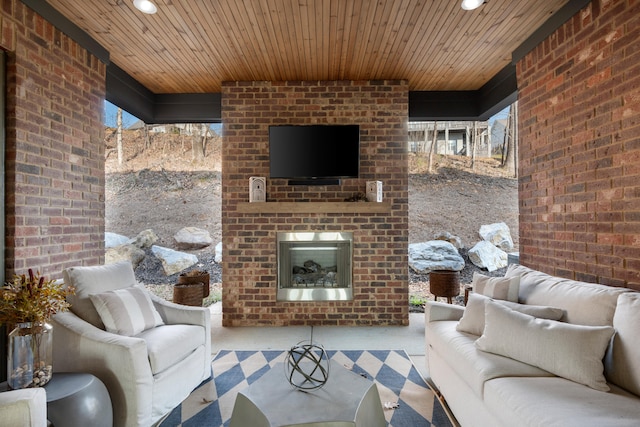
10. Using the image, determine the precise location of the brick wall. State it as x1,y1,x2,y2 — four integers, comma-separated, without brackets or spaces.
221,80,409,326
1,1,106,278
517,0,640,289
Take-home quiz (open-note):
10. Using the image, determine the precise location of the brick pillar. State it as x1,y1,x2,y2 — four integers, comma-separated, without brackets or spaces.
221,80,409,326
1,2,106,278
516,0,640,289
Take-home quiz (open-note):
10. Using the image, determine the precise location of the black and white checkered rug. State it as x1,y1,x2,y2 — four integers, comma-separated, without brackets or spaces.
160,349,454,427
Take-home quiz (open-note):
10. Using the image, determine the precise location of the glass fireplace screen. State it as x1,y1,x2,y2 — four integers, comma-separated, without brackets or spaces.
277,232,353,301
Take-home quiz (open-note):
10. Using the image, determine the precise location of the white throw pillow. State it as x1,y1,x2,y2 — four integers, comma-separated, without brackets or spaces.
89,286,164,336
607,293,640,397
476,301,614,392
65,261,139,328
472,272,519,302
456,292,565,336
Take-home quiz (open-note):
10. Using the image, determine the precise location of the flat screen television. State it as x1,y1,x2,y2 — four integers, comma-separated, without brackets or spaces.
269,125,360,185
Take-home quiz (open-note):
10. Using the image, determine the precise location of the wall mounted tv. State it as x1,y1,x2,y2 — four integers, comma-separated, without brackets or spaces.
269,125,360,185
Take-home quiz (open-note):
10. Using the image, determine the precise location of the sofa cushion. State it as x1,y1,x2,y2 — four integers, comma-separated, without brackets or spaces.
484,377,640,427
427,320,552,398
90,286,164,336
472,272,519,302
457,292,565,336
506,264,631,326
606,293,640,397
65,261,138,328
476,301,614,391
137,324,205,375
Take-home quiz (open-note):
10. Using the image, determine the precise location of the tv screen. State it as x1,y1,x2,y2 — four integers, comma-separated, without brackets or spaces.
269,125,360,182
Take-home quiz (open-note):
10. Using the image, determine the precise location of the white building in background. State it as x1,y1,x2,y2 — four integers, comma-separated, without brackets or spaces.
127,121,220,137
408,121,491,157
127,121,190,134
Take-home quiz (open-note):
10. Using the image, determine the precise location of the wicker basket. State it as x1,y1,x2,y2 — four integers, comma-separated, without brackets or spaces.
173,283,204,306
429,270,460,303
178,272,210,298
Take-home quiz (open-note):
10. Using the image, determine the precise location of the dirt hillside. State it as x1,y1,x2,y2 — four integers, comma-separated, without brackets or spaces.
105,129,518,302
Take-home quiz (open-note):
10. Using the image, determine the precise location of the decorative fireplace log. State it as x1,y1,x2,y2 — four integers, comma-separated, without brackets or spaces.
303,260,321,272
277,231,353,301
291,260,339,287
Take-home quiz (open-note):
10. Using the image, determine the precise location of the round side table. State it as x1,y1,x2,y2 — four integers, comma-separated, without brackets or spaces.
45,373,112,427
0,372,112,427
429,270,460,304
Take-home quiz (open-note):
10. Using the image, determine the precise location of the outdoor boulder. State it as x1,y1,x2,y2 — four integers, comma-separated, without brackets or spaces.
408,241,465,273
174,227,213,250
468,240,508,272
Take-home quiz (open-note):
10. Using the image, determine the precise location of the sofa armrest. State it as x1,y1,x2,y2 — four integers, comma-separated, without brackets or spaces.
148,291,210,327
51,311,154,427
425,301,465,323
0,389,47,427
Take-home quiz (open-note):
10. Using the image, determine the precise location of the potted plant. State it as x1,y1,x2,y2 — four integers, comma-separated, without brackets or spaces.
0,269,75,389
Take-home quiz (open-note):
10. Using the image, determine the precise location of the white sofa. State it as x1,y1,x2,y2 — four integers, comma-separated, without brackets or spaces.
51,261,212,427
425,264,640,427
0,388,47,427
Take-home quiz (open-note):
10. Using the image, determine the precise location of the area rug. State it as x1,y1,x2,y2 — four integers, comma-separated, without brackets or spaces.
160,349,454,427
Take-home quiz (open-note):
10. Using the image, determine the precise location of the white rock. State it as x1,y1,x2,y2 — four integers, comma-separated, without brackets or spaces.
479,222,514,251
215,242,223,263
408,241,465,273
151,245,198,276
105,232,130,248
131,229,159,249
174,227,213,249
433,231,464,249
468,240,508,272
106,244,146,267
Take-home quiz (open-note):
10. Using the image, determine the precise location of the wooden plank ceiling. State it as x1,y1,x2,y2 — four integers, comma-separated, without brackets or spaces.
45,0,569,94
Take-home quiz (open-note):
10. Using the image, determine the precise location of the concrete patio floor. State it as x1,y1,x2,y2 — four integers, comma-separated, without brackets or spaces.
209,302,428,379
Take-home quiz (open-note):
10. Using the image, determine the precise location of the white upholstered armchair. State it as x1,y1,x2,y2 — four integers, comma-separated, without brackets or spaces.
51,261,212,427
0,388,47,427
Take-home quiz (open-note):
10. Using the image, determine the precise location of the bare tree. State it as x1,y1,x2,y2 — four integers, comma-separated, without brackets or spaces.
501,105,511,165
418,124,428,152
428,121,438,173
470,121,477,170
504,102,518,177
192,124,210,161
143,124,151,151
117,108,123,166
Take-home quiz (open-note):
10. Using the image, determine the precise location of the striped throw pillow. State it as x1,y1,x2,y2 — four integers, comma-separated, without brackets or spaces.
472,272,520,302
89,286,164,336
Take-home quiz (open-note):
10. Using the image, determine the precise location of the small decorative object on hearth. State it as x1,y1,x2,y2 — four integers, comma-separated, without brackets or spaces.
344,192,367,202
0,269,75,389
366,181,383,202
249,176,266,203
284,329,330,391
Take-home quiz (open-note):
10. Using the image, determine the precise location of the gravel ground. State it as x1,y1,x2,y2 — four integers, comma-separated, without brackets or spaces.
139,249,222,304
107,133,517,312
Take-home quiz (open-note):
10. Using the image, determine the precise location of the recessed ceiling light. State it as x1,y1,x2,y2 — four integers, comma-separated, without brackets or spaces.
461,0,485,10
133,0,157,14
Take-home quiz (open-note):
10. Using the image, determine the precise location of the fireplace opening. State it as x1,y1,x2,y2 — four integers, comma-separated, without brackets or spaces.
277,232,353,301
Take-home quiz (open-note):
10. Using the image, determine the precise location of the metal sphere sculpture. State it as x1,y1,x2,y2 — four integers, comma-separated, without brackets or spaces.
284,341,330,391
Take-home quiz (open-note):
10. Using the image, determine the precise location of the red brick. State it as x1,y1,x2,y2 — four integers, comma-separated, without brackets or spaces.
222,81,409,326
4,2,105,277
517,1,640,288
